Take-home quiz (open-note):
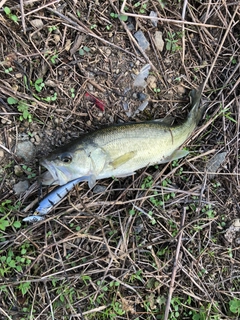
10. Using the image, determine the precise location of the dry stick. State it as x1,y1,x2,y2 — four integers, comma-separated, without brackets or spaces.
164,208,186,320
0,307,11,320
202,5,239,90
181,0,188,64
235,92,239,186
20,0,26,34
0,0,7,9
120,0,223,28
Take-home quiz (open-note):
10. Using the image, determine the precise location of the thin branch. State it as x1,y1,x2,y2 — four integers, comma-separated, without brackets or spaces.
164,208,186,320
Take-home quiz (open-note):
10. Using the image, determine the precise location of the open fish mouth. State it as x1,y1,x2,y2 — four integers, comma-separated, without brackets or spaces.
41,160,59,185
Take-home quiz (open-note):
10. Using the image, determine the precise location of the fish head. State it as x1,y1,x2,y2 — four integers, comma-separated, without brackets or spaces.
41,147,92,186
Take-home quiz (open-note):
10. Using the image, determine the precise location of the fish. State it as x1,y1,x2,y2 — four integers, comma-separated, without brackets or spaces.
23,177,84,222
41,85,204,188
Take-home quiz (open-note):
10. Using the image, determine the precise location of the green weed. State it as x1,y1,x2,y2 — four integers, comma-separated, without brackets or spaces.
34,78,44,92
43,92,57,102
70,88,75,98
4,6,18,23
48,25,58,32
229,298,240,315
7,97,33,122
110,12,118,19
201,204,215,218
141,175,154,189
0,244,32,277
219,106,237,123
134,1,148,14
79,46,90,56
4,67,13,74
21,165,36,179
165,32,182,52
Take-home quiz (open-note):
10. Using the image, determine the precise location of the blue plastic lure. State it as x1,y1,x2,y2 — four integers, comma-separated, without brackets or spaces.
23,177,85,222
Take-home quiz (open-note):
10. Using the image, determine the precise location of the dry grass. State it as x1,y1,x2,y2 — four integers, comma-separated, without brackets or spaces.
0,1,239,319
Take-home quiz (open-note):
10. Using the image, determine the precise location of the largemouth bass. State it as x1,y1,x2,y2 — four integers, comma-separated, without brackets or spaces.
41,86,204,188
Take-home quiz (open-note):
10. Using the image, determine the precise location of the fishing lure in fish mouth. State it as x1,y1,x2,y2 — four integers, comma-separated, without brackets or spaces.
23,177,85,223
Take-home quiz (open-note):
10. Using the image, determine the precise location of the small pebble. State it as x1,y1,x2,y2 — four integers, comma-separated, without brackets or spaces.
127,23,135,31
45,80,57,87
35,135,41,144
176,85,186,94
13,180,29,195
16,141,35,162
14,165,23,177
1,118,11,125
147,75,157,89
15,73,23,79
134,30,149,51
154,31,164,52
149,11,158,27
53,34,61,44
30,19,44,28
136,92,148,101
93,185,107,194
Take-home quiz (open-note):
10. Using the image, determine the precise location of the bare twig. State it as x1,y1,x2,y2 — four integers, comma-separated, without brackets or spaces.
19,0,26,34
164,208,186,320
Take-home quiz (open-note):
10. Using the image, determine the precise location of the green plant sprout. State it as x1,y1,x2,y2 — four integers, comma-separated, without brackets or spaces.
48,25,58,32
70,88,75,98
229,298,240,315
4,7,18,23
7,97,32,122
134,2,147,14
4,67,13,74
119,14,128,21
165,32,182,52
43,92,57,102
110,12,118,18
141,176,154,189
34,78,44,92
50,53,58,64
21,165,36,179
18,282,31,296
79,46,90,56
219,106,237,123
201,204,215,218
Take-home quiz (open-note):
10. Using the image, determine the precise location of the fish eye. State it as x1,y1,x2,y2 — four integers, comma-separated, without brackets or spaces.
60,153,72,163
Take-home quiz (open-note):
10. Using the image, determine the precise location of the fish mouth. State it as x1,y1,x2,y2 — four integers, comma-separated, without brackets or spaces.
41,160,60,185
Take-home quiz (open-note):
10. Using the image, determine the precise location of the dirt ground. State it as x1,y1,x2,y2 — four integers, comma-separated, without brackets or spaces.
0,1,239,319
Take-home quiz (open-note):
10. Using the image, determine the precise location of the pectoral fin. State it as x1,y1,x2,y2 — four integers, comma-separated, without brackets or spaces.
170,149,189,161
110,151,136,169
87,174,97,189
